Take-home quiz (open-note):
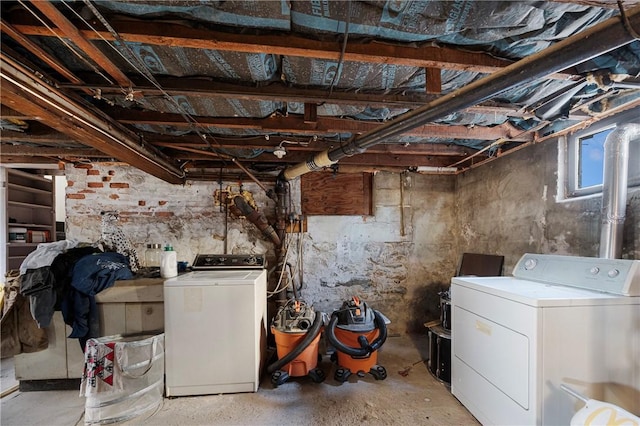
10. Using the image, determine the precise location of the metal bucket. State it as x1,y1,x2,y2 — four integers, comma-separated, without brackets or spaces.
427,325,451,384
439,289,452,330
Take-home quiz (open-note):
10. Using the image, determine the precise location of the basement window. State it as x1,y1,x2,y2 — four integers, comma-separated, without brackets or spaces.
565,110,640,198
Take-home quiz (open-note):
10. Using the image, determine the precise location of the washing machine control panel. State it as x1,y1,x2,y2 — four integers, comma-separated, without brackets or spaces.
192,253,266,269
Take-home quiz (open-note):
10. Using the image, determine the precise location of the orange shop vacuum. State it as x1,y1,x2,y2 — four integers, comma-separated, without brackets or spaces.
326,296,388,382
267,299,325,387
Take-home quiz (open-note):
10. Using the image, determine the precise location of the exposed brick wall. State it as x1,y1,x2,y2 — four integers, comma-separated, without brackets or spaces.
65,163,276,265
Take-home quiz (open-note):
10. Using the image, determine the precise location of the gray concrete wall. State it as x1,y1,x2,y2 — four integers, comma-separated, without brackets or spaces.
63,141,640,333
297,172,457,333
455,140,640,273
64,164,457,333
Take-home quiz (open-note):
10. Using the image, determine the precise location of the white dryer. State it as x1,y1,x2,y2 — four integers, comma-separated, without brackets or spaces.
451,253,640,425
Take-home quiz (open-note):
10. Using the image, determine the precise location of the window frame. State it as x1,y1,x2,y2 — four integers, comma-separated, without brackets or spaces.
565,108,640,199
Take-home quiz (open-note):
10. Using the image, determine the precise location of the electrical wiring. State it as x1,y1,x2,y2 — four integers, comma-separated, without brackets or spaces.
266,225,307,298
68,0,268,175
266,233,293,297
328,0,351,98
71,0,220,149
297,225,304,291
16,0,115,85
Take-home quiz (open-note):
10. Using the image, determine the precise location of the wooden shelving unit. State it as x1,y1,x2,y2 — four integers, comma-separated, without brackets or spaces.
4,168,56,273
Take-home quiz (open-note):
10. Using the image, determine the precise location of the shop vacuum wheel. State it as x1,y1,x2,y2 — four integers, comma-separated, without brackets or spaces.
271,370,290,388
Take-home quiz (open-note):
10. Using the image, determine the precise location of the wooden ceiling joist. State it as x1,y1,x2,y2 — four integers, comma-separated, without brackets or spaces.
0,19,87,88
0,145,105,157
161,144,469,168
60,76,535,118
11,18,575,78
111,110,532,142
0,105,34,120
28,2,133,88
151,137,476,157
0,129,476,157
0,53,184,183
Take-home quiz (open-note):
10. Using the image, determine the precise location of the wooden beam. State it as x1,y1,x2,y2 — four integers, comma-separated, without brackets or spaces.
304,103,317,124
12,19,574,78
28,2,133,88
151,137,476,157
425,67,441,94
0,129,477,157
1,54,184,183
552,0,639,8
160,144,470,168
0,18,89,91
63,77,438,108
0,144,105,157
62,78,544,120
59,76,535,117
110,109,533,141
0,155,63,164
1,105,34,120
0,130,75,144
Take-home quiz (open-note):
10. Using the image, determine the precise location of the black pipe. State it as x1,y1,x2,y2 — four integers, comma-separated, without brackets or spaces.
282,5,640,180
326,310,388,358
231,196,281,246
266,312,324,374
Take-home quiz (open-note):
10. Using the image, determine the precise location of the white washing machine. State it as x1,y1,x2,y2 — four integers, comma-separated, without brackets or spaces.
164,254,267,397
451,253,640,425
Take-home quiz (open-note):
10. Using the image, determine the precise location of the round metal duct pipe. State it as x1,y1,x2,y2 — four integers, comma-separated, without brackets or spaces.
599,123,640,259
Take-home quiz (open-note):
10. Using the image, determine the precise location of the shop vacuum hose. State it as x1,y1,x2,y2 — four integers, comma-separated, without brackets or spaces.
326,310,388,358
266,312,324,374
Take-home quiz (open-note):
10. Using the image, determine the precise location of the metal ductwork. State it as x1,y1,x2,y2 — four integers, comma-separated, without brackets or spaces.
599,123,640,259
282,4,640,181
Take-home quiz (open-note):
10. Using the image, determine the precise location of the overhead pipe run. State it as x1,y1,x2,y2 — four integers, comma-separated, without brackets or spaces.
282,4,640,181
599,123,640,259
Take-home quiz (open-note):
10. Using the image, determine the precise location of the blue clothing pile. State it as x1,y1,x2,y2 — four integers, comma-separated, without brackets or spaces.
19,247,133,350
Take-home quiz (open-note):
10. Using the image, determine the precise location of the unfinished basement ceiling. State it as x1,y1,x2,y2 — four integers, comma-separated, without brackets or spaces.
1,0,640,183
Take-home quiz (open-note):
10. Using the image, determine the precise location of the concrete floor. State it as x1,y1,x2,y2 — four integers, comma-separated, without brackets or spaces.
1,334,479,425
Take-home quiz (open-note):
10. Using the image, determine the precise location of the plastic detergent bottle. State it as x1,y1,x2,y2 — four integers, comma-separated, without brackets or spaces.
160,245,178,278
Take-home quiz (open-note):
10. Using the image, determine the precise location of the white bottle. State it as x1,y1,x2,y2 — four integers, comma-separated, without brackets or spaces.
160,245,178,278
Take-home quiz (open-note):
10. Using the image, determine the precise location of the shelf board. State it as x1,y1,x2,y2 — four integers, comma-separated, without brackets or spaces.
7,168,52,184
7,183,53,195
8,200,53,209
7,243,41,248
8,223,53,229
